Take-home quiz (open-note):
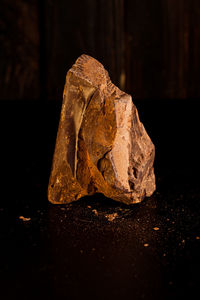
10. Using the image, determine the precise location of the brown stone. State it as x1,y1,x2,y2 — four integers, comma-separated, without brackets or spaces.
48,55,156,205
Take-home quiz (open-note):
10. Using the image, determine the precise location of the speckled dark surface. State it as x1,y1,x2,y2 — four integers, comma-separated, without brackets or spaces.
0,100,199,300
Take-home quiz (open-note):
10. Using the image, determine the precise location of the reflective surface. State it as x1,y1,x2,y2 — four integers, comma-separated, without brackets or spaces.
0,100,199,300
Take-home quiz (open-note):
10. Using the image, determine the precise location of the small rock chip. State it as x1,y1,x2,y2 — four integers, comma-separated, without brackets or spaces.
105,212,118,222
153,227,159,231
92,209,98,216
19,216,31,222
144,243,149,247
196,236,200,240
48,54,156,205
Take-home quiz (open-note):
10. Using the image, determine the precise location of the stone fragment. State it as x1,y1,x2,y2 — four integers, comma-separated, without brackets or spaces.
48,55,156,205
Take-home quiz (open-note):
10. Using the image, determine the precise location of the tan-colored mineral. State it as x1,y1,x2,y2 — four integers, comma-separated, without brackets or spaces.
48,55,156,205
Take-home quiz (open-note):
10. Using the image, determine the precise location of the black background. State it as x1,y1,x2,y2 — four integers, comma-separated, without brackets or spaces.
0,1,200,300
1,0,200,100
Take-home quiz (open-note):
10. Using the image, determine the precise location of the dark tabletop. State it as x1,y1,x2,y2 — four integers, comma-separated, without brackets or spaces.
0,99,199,300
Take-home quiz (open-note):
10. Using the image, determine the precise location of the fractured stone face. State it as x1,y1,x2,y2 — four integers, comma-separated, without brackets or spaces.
48,55,156,205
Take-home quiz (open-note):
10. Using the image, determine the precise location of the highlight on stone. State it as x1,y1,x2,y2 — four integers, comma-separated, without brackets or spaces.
48,55,156,205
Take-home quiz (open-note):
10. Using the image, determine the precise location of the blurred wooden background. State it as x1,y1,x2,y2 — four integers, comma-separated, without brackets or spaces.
1,0,200,100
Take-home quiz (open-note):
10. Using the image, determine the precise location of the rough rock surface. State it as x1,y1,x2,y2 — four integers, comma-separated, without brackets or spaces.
48,55,156,205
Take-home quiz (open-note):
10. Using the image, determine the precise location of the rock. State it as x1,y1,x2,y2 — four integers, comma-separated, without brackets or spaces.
48,54,156,205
